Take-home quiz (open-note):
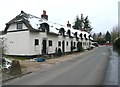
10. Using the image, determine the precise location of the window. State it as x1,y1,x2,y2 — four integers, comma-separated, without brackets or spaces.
40,23,49,32
17,23,23,29
58,41,61,46
66,41,68,46
89,42,91,45
84,42,86,46
49,40,52,46
35,39,39,46
83,42,84,46
74,42,76,46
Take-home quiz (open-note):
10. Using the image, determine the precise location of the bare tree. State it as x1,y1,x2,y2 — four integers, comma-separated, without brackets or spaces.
0,36,7,55
111,26,119,44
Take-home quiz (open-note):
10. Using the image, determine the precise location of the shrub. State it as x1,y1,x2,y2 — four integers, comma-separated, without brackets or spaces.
113,37,120,55
117,49,120,55
57,48,62,57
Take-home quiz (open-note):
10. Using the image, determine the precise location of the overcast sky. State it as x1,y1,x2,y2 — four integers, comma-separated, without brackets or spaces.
0,0,119,33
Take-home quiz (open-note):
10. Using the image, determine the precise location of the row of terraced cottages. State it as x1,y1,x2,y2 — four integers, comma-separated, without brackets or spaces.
3,10,93,57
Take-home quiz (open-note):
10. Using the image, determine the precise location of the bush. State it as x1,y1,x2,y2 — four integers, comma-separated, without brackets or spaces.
113,37,120,54
117,49,120,55
57,48,62,57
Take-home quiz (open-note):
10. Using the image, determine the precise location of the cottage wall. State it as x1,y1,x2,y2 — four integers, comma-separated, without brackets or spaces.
5,31,30,56
8,23,27,31
28,32,42,55
65,36,71,52
4,11,93,56
47,34,58,54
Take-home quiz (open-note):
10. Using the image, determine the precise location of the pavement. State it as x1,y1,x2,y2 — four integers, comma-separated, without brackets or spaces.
103,47,119,85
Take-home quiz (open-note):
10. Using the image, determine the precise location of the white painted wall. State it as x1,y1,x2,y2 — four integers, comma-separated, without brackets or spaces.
58,35,63,51
5,31,30,56
82,39,90,50
29,32,46,55
7,23,27,31
28,32,59,55
47,34,58,54
65,36,71,52
82,39,85,49
5,29,92,56
5,22,92,56
73,38,77,51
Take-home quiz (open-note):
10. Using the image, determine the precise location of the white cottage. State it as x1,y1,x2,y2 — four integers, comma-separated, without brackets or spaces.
4,10,93,57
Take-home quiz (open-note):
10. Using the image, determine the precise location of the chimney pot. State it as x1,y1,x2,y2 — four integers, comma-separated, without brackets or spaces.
68,21,69,24
43,10,46,15
41,10,48,20
67,21,71,28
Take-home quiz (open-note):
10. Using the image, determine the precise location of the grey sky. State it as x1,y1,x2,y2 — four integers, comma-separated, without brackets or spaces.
0,0,119,33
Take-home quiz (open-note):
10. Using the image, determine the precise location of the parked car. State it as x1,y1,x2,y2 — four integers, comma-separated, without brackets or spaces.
92,42,99,47
90,45,95,49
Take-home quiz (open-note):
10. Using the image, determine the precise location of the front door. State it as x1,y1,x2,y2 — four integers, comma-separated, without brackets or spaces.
62,41,65,53
71,41,73,52
42,39,47,55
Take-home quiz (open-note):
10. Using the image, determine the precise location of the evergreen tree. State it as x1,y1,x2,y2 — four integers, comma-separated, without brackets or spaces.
72,15,83,30
105,31,111,43
97,32,106,44
83,16,92,33
93,33,97,41
72,14,92,33
98,32,102,38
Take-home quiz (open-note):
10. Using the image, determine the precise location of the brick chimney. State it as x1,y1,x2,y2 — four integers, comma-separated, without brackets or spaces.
67,21,71,28
41,10,48,20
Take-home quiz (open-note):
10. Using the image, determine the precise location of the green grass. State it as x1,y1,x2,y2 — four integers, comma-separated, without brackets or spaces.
4,55,30,60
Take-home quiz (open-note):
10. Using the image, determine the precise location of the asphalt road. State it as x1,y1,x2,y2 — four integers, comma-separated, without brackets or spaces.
4,46,110,85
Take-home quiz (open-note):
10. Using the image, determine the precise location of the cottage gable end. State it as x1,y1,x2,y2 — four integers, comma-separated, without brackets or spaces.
4,11,39,33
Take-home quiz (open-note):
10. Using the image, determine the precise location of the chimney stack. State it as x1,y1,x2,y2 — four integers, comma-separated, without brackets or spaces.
41,10,48,20
67,21,71,28
43,10,46,15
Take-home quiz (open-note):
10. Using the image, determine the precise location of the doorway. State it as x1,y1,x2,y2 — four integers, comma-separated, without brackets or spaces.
42,39,47,55
71,41,73,52
62,41,65,53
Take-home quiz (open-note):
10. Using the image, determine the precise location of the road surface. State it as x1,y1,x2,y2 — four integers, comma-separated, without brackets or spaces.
4,46,110,85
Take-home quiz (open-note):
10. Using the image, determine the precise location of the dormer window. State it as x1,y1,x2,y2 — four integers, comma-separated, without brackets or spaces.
59,28,65,36
67,30,71,37
80,33,83,40
40,23,49,33
17,22,23,29
74,32,77,38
